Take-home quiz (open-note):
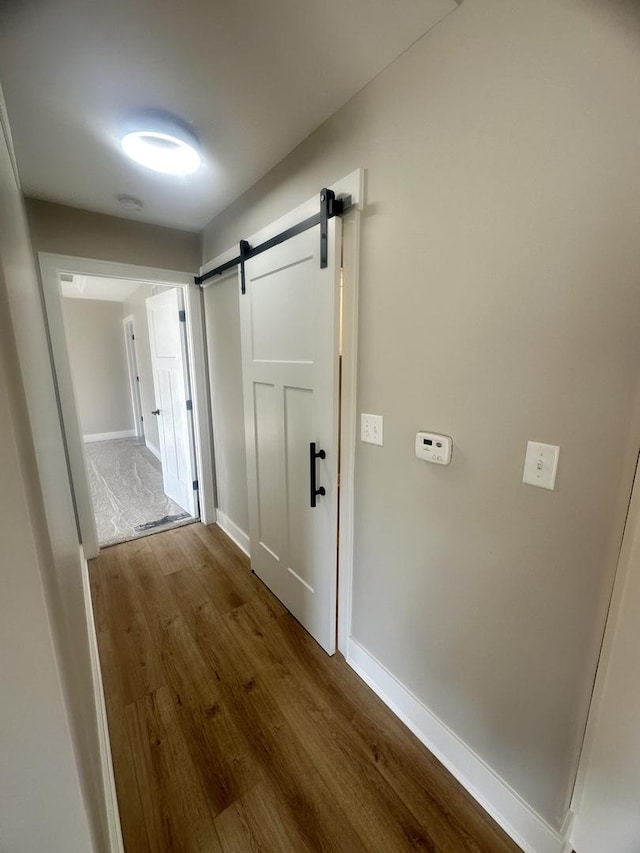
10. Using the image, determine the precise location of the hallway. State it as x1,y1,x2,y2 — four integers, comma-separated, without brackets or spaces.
90,523,521,852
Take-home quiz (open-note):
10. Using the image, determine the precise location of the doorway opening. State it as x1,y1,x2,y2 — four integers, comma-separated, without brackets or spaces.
59,274,199,547
39,252,216,559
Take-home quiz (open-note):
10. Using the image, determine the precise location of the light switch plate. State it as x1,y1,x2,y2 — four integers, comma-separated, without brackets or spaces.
361,413,383,446
523,441,560,490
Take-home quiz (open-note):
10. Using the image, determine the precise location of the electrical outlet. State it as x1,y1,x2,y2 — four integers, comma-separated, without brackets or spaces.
361,413,383,446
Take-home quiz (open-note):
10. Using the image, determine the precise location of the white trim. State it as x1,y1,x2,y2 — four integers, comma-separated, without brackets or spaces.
185,280,216,525
39,254,100,559
337,169,363,654
346,637,569,853
37,253,216,552
0,83,21,188
145,440,161,461
559,811,576,853
215,510,250,556
568,445,640,850
197,264,237,534
122,314,144,441
83,429,137,443
80,546,124,853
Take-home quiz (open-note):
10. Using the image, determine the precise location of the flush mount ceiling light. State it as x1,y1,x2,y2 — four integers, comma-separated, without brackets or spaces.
119,114,201,176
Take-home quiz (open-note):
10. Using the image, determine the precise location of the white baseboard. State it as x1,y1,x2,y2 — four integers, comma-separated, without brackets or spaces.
83,429,136,443
145,440,160,461
215,509,250,556
346,637,568,853
80,546,124,853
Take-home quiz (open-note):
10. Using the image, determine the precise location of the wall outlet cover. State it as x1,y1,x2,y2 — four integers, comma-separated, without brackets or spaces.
523,441,560,490
361,413,383,446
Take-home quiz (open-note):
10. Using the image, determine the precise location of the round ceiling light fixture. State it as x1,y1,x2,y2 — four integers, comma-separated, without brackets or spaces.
119,113,201,176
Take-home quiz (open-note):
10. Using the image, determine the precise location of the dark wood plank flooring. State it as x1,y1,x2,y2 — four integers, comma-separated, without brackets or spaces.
90,522,522,853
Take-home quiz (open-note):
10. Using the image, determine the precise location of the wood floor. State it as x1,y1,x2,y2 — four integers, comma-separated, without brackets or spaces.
90,522,522,853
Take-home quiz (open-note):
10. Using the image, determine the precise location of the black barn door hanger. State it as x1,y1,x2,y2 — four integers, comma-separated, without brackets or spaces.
194,188,352,294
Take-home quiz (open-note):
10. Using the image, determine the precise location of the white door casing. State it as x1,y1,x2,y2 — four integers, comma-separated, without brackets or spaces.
240,204,342,654
123,316,144,440
146,288,197,517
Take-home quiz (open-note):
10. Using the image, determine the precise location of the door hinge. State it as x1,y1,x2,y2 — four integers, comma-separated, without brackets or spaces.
136,375,139,382
141,415,144,422
131,333,135,340
193,479,199,491
186,399,193,411
179,309,186,323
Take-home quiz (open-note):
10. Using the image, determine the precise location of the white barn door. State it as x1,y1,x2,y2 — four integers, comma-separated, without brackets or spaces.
146,288,197,517
240,204,341,654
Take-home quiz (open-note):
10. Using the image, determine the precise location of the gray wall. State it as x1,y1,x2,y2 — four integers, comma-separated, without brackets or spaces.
64,298,133,437
0,88,100,850
203,271,249,535
202,0,640,829
122,283,160,454
26,197,201,271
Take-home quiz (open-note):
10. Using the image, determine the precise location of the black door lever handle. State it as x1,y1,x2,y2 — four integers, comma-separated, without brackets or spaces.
151,409,160,416
310,442,326,508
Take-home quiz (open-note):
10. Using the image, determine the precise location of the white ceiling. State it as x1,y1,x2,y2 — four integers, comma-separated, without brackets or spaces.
61,275,145,302
0,0,457,231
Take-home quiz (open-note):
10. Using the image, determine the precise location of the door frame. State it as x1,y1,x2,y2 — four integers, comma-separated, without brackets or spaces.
122,315,144,441
568,445,640,848
38,253,216,559
200,168,363,655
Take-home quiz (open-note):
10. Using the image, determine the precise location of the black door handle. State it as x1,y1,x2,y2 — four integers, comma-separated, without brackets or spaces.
151,409,160,416
310,442,326,508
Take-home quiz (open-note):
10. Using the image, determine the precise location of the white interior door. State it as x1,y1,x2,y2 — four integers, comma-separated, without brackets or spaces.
146,288,197,517
123,318,144,440
240,206,341,654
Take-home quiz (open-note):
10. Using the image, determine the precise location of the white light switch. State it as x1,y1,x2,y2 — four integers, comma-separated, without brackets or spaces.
523,441,560,490
361,413,383,446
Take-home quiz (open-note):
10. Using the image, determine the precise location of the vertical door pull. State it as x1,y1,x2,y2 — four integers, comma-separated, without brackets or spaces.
309,442,326,507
